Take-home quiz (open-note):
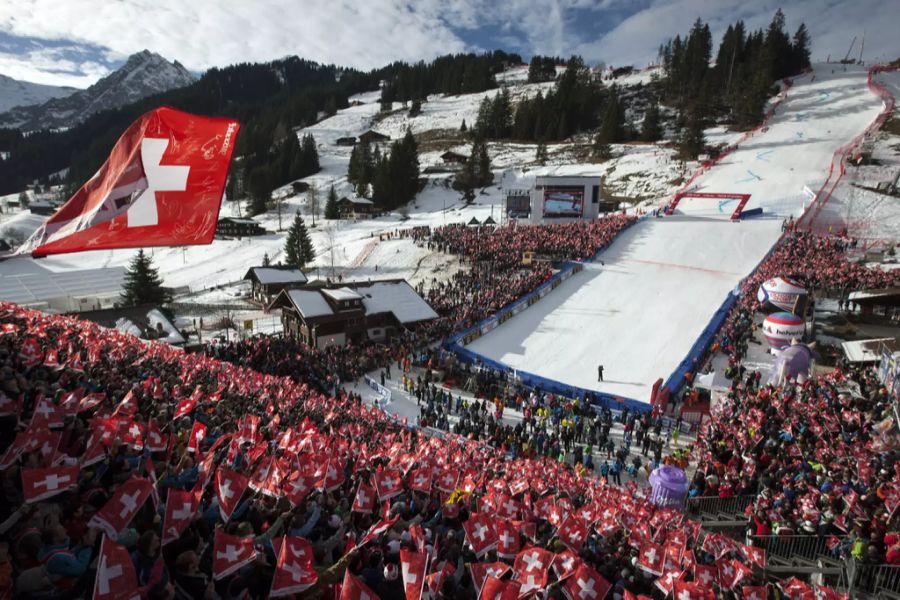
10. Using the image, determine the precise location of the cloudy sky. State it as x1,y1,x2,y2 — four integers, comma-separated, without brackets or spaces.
1,0,898,88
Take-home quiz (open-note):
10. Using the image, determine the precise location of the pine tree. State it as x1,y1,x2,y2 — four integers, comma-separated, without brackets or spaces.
535,141,548,165
408,99,422,117
476,141,493,186
121,249,171,307
678,108,705,159
641,104,662,142
262,252,271,267
325,185,339,219
247,166,271,216
460,119,467,132
299,134,320,175
596,86,624,144
791,23,811,73
284,212,314,269
593,140,612,160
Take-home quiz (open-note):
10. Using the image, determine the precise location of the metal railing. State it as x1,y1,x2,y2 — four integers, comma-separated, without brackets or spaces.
850,562,900,595
748,535,832,562
684,495,755,518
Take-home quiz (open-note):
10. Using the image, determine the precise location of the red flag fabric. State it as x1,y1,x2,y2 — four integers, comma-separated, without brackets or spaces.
552,550,582,582
561,564,611,600
469,563,511,595
359,515,399,547
341,569,380,600
513,547,553,596
373,468,404,501
637,541,665,576
352,482,376,513
496,519,520,559
94,535,140,600
557,515,589,552
673,579,715,600
213,531,257,580
146,421,168,453
270,536,317,597
23,107,239,256
215,467,249,521
408,468,432,494
161,488,197,546
89,477,153,538
399,549,427,600
463,513,498,557
742,585,768,600
21,466,79,503
187,420,207,454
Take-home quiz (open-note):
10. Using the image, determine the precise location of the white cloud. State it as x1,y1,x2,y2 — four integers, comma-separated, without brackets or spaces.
0,0,897,88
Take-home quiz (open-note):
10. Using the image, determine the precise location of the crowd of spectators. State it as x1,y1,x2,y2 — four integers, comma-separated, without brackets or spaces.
1,302,845,600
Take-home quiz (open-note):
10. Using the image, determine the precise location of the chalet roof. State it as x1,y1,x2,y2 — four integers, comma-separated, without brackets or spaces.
338,197,374,205
283,290,334,318
243,267,308,286
219,217,260,225
322,287,363,302
358,281,439,324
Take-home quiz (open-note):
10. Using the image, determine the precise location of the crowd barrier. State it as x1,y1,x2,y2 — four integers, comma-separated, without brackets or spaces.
850,562,900,595
748,535,832,562
363,375,392,406
684,495,756,518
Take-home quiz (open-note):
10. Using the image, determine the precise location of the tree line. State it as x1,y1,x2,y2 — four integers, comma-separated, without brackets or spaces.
346,129,420,211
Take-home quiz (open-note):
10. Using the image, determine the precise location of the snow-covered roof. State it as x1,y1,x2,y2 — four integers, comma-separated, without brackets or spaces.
359,281,439,324
285,290,334,318
0,267,126,305
147,309,186,345
841,338,899,363
322,287,363,301
340,197,374,205
244,267,308,285
220,217,260,225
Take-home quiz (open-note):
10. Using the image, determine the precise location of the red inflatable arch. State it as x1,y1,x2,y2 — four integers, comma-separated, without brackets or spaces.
665,191,752,221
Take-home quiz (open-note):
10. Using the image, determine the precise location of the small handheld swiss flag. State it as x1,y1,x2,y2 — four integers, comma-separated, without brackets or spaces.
22,466,79,503
22,107,240,257
215,467,249,522
89,477,153,538
94,535,140,600
352,482,376,513
561,564,611,600
463,513,498,557
399,549,427,600
213,531,257,580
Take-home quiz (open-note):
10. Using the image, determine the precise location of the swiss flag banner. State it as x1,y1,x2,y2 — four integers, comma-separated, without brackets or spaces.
341,569,380,600
94,535,140,600
89,477,153,538
22,466,79,503
561,564,611,600
270,536,317,597
161,488,197,546
213,531,257,580
216,467,249,522
399,549,427,600
22,107,239,257
352,482,376,514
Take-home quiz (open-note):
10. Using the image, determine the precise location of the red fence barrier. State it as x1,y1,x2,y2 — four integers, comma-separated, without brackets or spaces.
796,64,899,231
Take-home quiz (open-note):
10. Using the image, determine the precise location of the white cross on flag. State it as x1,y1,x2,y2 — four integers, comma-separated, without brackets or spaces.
93,535,140,600
173,396,198,420
513,546,553,596
673,579,714,600
374,469,403,501
21,465,79,503
637,541,665,576
321,458,345,492
283,471,317,507
561,564,611,600
120,420,145,451
400,548,427,600
557,515,589,553
21,107,240,257
341,568,380,600
213,531,258,580
740,543,766,569
31,395,64,429
408,467,432,494
693,564,716,589
741,585,768,600
436,469,459,493
496,519,521,559
112,390,138,417
161,488,197,546
359,514,400,547
717,558,750,591
215,467,249,522
352,482,376,514
463,513,498,557
89,477,153,539
270,536,317,597
552,549,583,582
187,420,207,454
145,420,168,453
469,562,511,594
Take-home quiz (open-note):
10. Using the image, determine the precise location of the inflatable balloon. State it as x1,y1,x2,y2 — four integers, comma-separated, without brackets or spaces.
769,341,818,385
762,312,805,349
757,276,808,314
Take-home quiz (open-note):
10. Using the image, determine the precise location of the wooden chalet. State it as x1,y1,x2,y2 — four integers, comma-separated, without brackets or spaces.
216,217,264,238
337,197,376,218
243,267,309,305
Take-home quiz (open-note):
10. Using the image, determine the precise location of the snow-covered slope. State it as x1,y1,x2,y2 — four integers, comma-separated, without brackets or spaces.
467,63,889,403
0,50,196,130
0,74,76,114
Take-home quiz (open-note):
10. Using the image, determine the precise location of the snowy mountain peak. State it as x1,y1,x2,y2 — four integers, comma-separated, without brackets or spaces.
0,74,76,114
0,50,196,131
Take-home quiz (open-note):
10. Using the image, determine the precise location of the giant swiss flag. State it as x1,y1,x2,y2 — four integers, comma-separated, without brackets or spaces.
23,107,239,257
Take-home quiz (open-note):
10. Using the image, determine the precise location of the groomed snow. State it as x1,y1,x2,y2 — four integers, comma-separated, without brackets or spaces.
466,64,888,404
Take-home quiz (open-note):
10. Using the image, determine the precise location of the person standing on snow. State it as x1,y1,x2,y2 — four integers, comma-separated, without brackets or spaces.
597,365,604,382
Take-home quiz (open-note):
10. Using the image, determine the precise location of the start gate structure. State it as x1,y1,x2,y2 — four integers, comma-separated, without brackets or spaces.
666,191,752,221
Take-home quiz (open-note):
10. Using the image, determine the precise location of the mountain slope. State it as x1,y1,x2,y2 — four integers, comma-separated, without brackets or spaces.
0,50,196,130
0,74,76,113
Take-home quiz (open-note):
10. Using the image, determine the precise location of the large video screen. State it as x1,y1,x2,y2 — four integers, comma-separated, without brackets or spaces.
543,186,583,217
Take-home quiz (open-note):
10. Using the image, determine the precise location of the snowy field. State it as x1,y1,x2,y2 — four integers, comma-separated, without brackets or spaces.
466,64,889,404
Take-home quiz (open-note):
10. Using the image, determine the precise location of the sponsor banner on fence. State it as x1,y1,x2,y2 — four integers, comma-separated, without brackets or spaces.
363,376,392,406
